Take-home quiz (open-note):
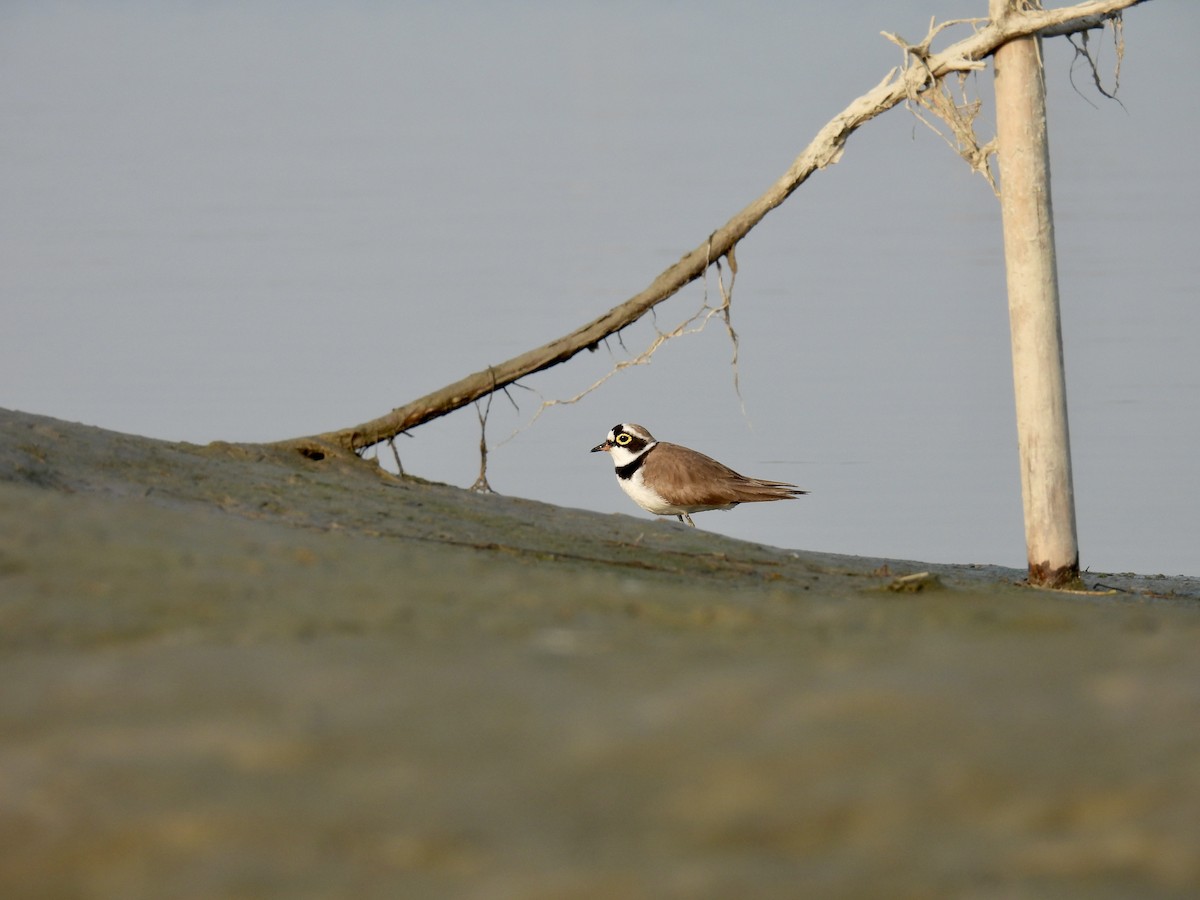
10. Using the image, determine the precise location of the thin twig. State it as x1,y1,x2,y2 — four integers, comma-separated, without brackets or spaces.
387,436,405,476
470,371,497,493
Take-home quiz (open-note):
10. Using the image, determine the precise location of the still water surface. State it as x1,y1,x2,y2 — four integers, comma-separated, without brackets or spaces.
2,2,1197,574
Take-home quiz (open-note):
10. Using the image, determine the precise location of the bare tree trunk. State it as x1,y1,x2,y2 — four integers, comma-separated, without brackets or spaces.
991,0,1080,588
276,0,1145,463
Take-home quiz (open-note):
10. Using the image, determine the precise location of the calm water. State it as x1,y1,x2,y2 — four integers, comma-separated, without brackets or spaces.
3,2,1197,574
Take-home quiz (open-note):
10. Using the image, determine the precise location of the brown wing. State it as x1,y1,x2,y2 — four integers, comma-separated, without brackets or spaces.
646,442,808,507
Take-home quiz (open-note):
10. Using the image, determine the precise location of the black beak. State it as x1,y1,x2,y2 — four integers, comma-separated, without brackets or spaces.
591,440,612,453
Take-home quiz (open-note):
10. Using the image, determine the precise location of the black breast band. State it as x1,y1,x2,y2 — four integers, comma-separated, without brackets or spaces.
616,445,654,480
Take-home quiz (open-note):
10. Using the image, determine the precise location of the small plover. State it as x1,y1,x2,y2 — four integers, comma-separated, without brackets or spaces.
591,422,807,526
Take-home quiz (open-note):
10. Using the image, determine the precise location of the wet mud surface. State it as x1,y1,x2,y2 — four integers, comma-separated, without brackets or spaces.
2,408,1198,898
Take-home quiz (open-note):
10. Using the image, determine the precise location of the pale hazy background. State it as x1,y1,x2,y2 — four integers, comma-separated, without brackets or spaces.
3,1,1196,575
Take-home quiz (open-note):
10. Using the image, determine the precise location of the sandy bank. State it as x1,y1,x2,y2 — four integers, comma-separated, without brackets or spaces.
2,408,1198,898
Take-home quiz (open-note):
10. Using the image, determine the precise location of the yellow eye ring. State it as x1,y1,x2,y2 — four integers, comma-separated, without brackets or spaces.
615,433,632,445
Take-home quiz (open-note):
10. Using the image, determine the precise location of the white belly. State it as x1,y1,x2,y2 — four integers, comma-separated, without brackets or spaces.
618,469,735,516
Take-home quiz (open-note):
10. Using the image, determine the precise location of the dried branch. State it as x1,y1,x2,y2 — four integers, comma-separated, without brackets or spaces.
276,0,1148,461
713,247,746,417
386,436,405,476
469,372,497,493
503,232,750,438
885,18,999,191
501,273,742,438
1067,16,1126,106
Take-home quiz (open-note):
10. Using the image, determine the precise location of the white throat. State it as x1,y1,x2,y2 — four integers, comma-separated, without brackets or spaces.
608,441,656,469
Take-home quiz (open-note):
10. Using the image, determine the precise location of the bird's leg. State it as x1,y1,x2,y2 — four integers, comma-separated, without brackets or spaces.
679,513,696,527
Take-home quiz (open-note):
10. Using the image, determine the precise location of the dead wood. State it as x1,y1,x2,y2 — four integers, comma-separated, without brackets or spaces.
276,0,1146,461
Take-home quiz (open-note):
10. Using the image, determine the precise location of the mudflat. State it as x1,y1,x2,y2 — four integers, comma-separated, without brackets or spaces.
2,407,1198,898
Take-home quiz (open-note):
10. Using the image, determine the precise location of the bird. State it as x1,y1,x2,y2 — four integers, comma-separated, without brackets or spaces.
590,423,807,527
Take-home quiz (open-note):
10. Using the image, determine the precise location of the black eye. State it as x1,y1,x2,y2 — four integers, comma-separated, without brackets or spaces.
615,433,632,445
